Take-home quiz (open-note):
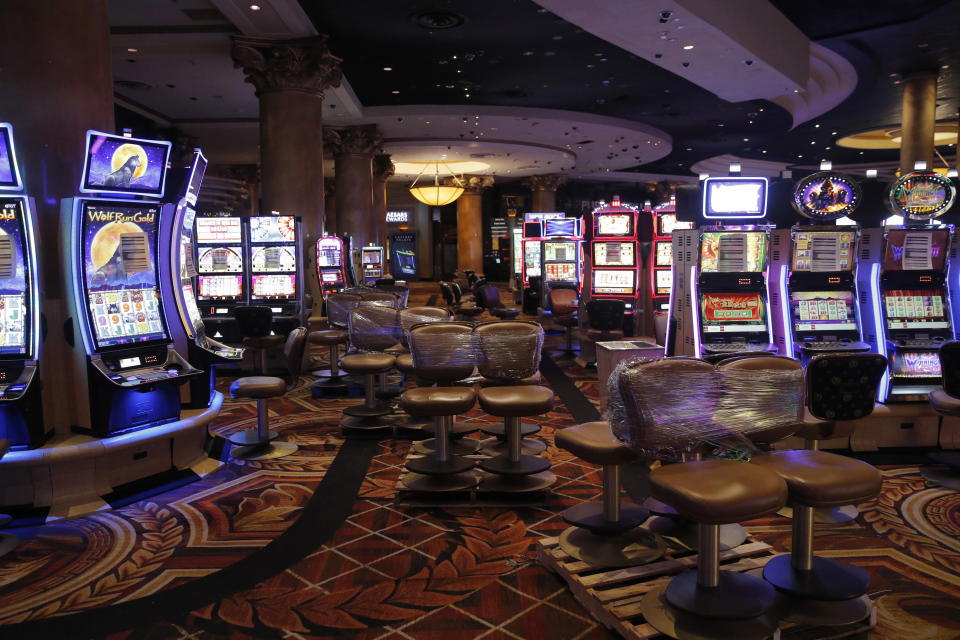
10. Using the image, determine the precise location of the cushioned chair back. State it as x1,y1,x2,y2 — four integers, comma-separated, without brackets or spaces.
806,353,887,421
479,284,502,309
401,307,454,346
939,341,960,397
717,356,803,444
348,306,402,352
586,299,625,331
283,326,309,388
475,320,543,382
233,306,273,338
326,293,361,327
375,284,409,308
440,283,455,306
548,288,578,315
358,291,398,309
409,323,478,383
451,282,464,304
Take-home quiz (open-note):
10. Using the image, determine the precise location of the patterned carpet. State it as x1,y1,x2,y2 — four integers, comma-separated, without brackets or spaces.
0,284,959,639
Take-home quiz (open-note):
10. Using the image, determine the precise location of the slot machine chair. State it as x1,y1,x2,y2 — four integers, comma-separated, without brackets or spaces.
478,284,520,320
227,327,308,460
548,288,579,355
0,439,19,558
923,341,960,490
393,307,457,434
310,293,359,393
234,306,286,374
339,307,401,433
750,353,885,604
440,282,484,321
577,299,625,367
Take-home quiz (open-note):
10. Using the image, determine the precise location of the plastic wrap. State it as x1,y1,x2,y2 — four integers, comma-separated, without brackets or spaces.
475,320,543,382
400,307,454,346
376,285,411,308
325,293,360,328
408,322,480,383
347,306,402,352
608,357,803,462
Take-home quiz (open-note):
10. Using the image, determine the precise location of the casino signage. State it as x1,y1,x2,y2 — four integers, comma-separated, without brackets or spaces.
889,171,956,220
791,171,861,220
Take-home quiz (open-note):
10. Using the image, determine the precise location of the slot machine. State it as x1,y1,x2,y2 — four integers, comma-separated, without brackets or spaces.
690,177,776,358
61,130,202,437
316,235,348,299
194,213,246,342
521,222,543,289
539,216,583,308
648,198,693,330
511,226,523,290
585,198,641,326
360,244,384,283
247,215,305,328
160,150,243,409
0,123,47,448
777,171,872,362
867,171,956,402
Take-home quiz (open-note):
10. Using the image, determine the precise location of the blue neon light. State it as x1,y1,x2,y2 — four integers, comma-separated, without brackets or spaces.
0,123,24,192
779,264,793,357
870,262,889,400
690,265,701,357
78,130,172,199
21,197,41,360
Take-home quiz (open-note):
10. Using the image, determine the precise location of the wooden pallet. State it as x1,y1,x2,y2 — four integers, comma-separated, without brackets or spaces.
536,536,875,640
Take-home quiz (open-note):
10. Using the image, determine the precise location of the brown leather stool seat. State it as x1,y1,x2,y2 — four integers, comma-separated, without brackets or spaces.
929,389,960,414
401,387,476,417
341,352,396,374
340,352,397,427
309,329,349,381
556,421,636,465
455,305,484,320
478,385,554,416
491,307,520,320
230,376,287,399
395,353,415,375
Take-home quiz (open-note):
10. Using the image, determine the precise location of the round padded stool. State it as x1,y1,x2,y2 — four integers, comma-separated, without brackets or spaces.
555,314,579,354
455,305,484,321
228,376,295,459
750,450,881,601
310,329,348,377
340,352,396,431
477,385,554,478
401,387,478,491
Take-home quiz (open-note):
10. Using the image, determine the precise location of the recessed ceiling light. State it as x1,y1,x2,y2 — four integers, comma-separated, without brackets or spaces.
249,4,261,10
814,124,820,128
127,47,138,53
943,64,950,69
798,154,803,158
743,138,749,142
383,66,392,71
391,90,400,94
793,89,800,93
761,150,767,154
682,44,694,50
831,131,838,135
810,141,816,144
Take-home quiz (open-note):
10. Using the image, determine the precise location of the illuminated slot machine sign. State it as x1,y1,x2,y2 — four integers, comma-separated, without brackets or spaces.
889,171,956,221
316,236,346,293
792,172,861,221
249,215,298,300
194,216,244,308
651,209,693,298
703,177,768,220
590,202,640,300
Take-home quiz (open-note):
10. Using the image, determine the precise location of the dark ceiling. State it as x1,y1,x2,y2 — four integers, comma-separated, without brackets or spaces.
303,0,960,179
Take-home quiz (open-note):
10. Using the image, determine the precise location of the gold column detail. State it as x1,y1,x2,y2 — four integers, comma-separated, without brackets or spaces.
454,175,494,274
373,154,395,248
899,70,938,174
523,174,567,212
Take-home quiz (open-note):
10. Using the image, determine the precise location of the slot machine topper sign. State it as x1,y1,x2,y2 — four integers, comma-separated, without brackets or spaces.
791,172,861,221
889,171,956,221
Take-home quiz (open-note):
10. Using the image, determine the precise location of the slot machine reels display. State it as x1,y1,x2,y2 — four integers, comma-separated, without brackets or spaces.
585,199,642,330
248,215,304,327
649,200,694,334
539,216,583,309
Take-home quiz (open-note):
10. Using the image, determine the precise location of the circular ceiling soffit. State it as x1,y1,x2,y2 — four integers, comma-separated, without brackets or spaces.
412,10,465,30
837,123,958,150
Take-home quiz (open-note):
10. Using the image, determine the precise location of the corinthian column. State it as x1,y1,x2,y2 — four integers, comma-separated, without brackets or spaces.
523,174,567,213
455,175,494,273
373,154,395,247
326,125,383,250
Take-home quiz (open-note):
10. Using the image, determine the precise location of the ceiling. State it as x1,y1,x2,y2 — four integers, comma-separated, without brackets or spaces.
110,0,960,187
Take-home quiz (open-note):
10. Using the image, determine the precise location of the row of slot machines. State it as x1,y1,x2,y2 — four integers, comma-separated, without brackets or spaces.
669,170,960,404
518,214,584,309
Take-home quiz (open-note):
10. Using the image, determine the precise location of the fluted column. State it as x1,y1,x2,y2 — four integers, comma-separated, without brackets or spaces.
326,125,382,251
323,177,336,235
524,174,567,212
232,35,341,312
899,71,938,174
373,154,395,247
456,175,494,274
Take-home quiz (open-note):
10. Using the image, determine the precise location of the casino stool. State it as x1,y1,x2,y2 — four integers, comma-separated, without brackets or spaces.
346,305,405,401
0,440,20,559
309,329,350,396
556,422,663,567
548,288,579,355
339,353,397,432
227,327,308,460
477,385,556,492
577,299,625,367
234,305,285,374
478,284,520,321
925,341,960,490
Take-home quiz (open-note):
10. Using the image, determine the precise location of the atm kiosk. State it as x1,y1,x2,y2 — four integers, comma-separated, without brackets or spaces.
61,130,202,437
194,213,246,342
248,215,306,328
539,216,582,308
690,177,776,358
867,171,957,402
649,199,693,320
0,123,46,448
586,199,641,321
161,150,243,409
316,235,348,300
779,171,871,361
360,245,385,283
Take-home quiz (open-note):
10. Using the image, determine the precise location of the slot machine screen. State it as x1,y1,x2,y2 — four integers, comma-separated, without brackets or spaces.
0,125,20,190
544,218,577,237
882,229,949,271
656,213,693,236
81,202,168,348
317,240,342,267
0,200,29,355
883,289,949,329
655,270,672,295
251,246,296,272
791,291,857,332
890,351,941,377
249,216,296,243
593,242,635,267
595,213,633,237
195,217,242,244
362,249,381,265
700,231,767,273
544,241,577,262
252,274,296,299
80,131,171,198
197,275,243,300
703,177,767,218
545,262,577,281
700,292,767,332
524,241,541,277
198,246,243,273
791,231,855,272
655,242,673,267
321,272,339,283
592,270,635,295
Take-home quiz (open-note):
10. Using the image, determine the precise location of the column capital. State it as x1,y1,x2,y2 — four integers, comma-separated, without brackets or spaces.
448,174,494,194
373,154,395,182
231,35,342,97
325,125,383,156
523,174,567,192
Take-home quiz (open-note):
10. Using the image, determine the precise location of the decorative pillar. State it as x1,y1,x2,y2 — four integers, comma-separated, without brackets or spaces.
327,125,382,251
323,177,336,235
524,174,567,212
456,175,494,274
899,70,938,174
372,154,395,246
232,35,342,313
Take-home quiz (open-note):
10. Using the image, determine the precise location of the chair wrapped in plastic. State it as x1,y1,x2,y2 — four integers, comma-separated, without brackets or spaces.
338,307,402,432
325,293,361,328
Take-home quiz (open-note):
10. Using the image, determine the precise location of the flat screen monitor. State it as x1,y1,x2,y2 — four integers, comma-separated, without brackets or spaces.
195,217,242,244
545,262,577,281
0,123,22,191
791,291,857,332
0,199,30,356
700,292,767,333
249,216,296,243
198,246,243,273
883,289,949,330
544,241,577,262
197,275,242,300
593,241,635,267
183,151,207,205
252,274,296,299
700,231,767,272
362,249,381,265
81,202,167,348
883,229,949,271
655,269,672,295
80,131,171,198
655,241,673,267
592,269,635,295
890,350,941,377
544,218,577,237
251,245,296,273
524,241,541,277
321,272,339,283
792,230,855,272
595,212,634,238
703,177,768,219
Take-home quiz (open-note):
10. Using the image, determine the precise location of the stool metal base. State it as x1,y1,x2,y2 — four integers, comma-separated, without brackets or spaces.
480,454,550,476
481,421,541,438
405,456,477,476
778,504,859,524
227,429,279,447
231,441,298,461
0,533,20,558
763,553,870,601
311,367,343,379
478,437,546,456
920,465,960,491
666,570,777,619
478,470,556,493
559,525,665,568
640,585,780,640
562,501,649,535
647,516,747,551
413,438,481,456
340,415,394,431
401,471,479,492
343,402,393,418
777,590,872,626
